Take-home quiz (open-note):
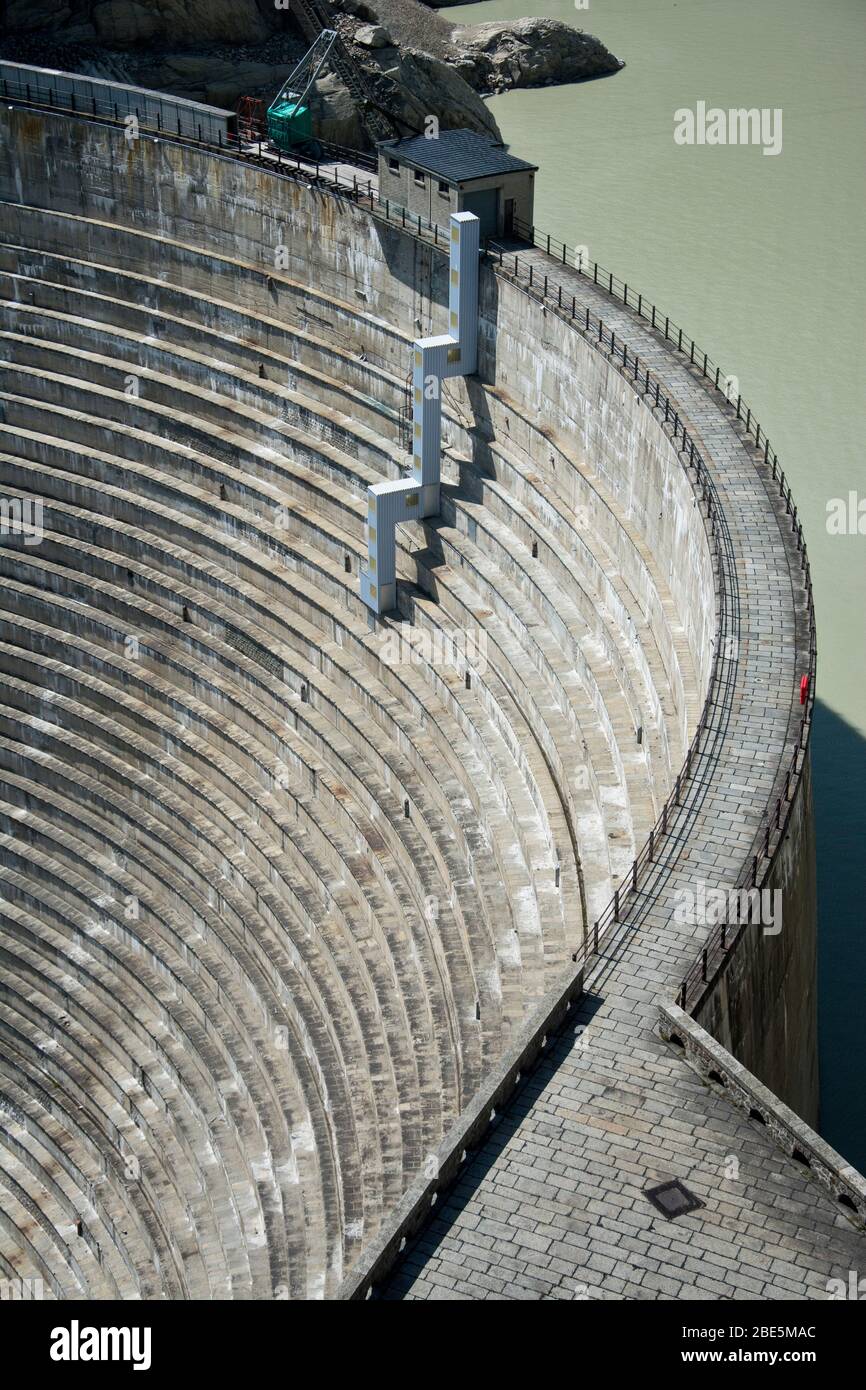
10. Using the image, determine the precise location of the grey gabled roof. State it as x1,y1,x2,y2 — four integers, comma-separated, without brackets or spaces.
377,129,537,183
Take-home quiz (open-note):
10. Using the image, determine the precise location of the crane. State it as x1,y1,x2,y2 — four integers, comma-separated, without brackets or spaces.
290,0,399,146
237,2,406,158
266,28,338,158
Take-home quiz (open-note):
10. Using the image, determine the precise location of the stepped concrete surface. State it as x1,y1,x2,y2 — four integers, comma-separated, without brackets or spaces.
0,104,861,1302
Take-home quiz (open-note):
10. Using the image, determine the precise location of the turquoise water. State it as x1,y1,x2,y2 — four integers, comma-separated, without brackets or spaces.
450,0,866,1167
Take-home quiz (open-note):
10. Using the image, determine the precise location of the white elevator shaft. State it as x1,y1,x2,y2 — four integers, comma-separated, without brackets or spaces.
360,211,480,615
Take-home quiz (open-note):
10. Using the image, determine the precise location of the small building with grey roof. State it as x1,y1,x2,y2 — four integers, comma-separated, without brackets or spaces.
377,128,537,238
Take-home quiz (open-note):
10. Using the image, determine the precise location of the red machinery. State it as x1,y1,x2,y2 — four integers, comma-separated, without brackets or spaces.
235,96,266,144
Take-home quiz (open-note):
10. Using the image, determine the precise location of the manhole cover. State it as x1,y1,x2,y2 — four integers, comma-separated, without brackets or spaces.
644,1179,704,1220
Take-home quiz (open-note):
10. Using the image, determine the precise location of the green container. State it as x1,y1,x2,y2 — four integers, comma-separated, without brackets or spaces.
267,97,312,152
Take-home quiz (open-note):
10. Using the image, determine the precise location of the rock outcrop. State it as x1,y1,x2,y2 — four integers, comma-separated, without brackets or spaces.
453,17,624,93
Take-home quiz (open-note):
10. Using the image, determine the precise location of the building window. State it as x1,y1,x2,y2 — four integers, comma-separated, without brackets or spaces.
438,180,450,197
388,158,399,175
413,169,425,186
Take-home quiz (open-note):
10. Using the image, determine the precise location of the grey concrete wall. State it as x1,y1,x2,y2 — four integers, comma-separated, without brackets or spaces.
695,753,819,1125
0,105,821,1242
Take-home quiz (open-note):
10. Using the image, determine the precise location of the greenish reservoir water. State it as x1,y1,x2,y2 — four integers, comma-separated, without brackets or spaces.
449,0,866,1168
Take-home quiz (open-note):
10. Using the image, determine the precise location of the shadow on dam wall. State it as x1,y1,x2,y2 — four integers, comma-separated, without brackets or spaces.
814,699,866,1173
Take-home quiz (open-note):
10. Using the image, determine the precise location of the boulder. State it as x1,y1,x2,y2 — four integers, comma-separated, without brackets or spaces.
353,24,392,49
452,17,623,93
309,71,360,147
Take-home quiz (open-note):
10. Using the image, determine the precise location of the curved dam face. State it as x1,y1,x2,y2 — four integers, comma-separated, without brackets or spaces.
0,107,824,1299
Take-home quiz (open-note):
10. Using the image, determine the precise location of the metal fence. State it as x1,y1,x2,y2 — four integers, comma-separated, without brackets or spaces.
0,82,818,1016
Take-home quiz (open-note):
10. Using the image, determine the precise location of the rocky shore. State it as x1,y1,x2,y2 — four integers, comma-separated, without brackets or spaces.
0,0,624,148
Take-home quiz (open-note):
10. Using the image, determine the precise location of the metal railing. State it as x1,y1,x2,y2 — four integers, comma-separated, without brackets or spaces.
1,85,818,1017
400,368,413,454
676,702,816,1012
507,216,807,508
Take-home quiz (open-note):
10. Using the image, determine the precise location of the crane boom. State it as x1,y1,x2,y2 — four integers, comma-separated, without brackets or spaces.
266,28,338,151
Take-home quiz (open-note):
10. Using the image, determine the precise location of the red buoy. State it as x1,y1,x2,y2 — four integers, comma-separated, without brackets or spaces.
800,675,810,706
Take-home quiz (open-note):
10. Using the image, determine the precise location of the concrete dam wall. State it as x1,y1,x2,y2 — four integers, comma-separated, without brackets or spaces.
0,103,862,1302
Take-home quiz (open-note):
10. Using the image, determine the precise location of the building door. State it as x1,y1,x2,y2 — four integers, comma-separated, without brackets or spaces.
462,187,499,240
504,198,515,237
